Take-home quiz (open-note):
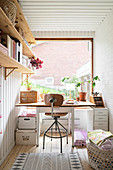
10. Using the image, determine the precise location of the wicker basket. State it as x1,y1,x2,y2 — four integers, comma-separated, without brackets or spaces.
87,142,113,170
0,0,17,25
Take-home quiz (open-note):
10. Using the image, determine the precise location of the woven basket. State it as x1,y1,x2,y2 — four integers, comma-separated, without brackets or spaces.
87,142,113,170
0,0,17,25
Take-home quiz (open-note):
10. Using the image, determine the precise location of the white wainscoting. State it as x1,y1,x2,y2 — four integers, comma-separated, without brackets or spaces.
0,67,21,165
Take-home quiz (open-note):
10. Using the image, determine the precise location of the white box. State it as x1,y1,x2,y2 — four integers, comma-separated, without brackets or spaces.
16,129,37,145
18,117,36,129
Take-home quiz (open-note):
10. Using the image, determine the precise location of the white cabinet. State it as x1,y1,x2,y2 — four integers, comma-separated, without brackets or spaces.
73,107,93,131
93,108,108,131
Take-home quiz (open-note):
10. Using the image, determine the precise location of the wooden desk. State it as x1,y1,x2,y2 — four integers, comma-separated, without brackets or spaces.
16,101,95,147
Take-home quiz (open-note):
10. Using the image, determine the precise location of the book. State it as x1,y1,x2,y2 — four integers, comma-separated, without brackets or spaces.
17,41,22,63
1,34,11,57
13,40,16,59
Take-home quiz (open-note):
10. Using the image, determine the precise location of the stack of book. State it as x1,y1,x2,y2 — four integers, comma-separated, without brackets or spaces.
1,34,22,63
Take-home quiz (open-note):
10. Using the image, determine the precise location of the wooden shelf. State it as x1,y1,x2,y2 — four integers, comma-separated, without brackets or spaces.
11,0,36,45
0,50,35,74
0,8,35,58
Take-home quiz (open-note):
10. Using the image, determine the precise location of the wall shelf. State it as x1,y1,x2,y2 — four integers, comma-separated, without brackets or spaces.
0,8,35,58
11,0,36,45
0,50,35,74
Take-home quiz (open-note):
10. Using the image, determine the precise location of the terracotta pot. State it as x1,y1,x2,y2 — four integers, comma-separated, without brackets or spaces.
27,87,32,91
79,92,87,101
76,97,79,102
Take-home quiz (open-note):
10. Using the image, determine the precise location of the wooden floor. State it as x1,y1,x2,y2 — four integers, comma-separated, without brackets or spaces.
0,135,93,170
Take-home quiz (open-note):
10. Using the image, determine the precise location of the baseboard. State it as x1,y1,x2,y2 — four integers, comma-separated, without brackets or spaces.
0,142,15,166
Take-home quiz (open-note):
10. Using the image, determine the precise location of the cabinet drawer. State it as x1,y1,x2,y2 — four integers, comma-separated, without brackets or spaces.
94,115,108,122
29,92,37,98
94,121,108,127
94,109,108,116
29,97,37,103
20,97,28,103
20,92,28,97
94,125,108,131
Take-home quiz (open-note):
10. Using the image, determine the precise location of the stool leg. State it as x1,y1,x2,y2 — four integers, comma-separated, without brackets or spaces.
57,123,62,153
43,133,45,149
67,132,68,144
43,121,56,149
57,121,68,144
51,128,52,141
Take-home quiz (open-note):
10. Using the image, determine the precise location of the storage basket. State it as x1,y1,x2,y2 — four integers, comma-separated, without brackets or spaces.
87,142,113,170
0,0,17,25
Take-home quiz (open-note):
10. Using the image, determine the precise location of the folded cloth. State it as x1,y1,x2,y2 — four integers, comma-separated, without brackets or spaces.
98,138,113,151
88,129,113,146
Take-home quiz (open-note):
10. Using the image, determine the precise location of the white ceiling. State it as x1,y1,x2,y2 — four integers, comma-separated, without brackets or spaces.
19,0,113,32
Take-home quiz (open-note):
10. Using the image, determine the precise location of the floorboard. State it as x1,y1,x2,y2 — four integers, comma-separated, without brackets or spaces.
0,135,93,170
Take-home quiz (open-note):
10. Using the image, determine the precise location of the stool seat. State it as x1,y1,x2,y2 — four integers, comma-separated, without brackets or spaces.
45,112,67,117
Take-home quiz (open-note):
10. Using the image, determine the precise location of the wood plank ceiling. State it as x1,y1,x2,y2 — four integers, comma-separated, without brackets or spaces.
19,0,113,32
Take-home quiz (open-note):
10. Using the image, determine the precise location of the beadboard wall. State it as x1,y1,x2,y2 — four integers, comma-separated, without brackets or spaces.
94,9,113,132
0,66,21,165
32,31,95,38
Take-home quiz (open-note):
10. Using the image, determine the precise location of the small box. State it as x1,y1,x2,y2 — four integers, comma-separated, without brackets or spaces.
16,129,37,145
18,117,36,129
20,91,37,103
90,96,104,107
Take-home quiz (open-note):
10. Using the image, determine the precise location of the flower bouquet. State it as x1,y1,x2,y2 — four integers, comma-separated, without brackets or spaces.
30,57,43,69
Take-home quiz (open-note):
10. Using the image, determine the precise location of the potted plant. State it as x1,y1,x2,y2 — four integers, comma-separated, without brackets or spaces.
76,76,100,101
61,75,79,100
21,80,33,91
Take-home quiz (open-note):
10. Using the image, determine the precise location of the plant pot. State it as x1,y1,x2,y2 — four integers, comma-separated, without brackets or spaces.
27,87,32,91
79,92,87,101
40,93,45,101
76,97,79,102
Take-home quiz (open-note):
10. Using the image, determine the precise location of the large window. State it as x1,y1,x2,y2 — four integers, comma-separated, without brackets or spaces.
29,39,93,100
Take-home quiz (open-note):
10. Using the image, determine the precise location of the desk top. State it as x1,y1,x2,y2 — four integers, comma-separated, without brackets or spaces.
16,101,95,107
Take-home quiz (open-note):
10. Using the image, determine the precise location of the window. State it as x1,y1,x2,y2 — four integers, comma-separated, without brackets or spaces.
45,77,54,85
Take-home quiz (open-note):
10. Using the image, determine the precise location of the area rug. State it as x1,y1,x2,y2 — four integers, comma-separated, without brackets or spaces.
11,152,83,170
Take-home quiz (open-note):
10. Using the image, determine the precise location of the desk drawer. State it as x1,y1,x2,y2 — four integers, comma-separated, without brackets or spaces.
94,115,108,122
94,108,108,116
94,121,108,127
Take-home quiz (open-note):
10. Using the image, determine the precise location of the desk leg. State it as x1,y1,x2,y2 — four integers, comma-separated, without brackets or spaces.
72,107,74,147
36,107,40,147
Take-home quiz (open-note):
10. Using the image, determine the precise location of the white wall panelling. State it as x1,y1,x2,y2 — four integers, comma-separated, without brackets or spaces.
0,67,21,165
32,31,95,38
19,0,113,32
94,9,113,132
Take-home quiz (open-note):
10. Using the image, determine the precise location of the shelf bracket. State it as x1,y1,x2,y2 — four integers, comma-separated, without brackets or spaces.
5,67,18,80
21,73,32,83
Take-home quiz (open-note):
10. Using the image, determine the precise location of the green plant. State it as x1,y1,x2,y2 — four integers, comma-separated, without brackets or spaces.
76,75,100,91
21,80,33,90
61,75,79,99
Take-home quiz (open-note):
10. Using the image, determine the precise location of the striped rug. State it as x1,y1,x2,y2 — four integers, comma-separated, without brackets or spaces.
11,152,83,170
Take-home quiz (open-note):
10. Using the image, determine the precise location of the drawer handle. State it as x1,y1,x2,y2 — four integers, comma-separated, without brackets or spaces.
98,123,104,125
98,117,104,119
24,118,30,121
22,136,30,140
